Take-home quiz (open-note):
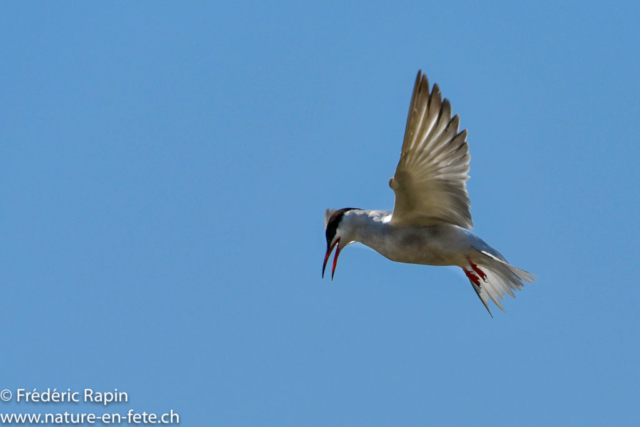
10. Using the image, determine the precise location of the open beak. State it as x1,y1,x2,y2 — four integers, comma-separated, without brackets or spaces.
322,237,341,280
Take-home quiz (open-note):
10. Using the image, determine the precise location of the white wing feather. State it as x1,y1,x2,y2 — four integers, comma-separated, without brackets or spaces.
389,71,472,228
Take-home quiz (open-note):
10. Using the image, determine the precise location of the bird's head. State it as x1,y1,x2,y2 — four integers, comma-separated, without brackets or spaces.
322,208,358,280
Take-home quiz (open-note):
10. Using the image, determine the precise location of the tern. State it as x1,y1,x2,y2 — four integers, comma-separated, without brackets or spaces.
322,70,535,316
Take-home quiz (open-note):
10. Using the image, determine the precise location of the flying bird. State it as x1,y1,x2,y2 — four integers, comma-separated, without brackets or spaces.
322,70,535,316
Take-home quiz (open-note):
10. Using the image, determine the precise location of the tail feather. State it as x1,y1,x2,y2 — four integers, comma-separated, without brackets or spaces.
469,249,536,316
482,275,505,313
471,282,493,318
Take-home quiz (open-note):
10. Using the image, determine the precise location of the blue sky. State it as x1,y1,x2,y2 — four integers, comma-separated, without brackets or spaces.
2,1,639,425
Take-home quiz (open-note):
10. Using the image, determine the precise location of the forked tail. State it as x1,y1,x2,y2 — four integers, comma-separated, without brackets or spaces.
463,249,536,317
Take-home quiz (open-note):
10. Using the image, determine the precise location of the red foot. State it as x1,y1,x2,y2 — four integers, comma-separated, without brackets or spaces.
463,269,482,286
468,260,487,281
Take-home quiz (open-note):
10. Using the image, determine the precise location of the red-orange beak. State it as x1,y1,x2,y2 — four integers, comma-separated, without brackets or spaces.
322,237,341,280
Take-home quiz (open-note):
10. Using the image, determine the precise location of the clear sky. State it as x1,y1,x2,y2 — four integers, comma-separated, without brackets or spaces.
2,1,639,426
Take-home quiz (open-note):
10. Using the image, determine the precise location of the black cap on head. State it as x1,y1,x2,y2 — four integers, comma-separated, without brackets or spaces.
325,208,358,247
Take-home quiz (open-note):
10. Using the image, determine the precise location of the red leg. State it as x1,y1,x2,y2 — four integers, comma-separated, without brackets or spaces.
463,269,482,286
468,260,487,282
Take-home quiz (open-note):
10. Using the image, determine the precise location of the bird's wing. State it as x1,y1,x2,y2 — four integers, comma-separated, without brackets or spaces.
389,71,472,228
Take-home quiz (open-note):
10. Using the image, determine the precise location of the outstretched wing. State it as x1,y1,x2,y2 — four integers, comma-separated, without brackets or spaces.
389,71,472,228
